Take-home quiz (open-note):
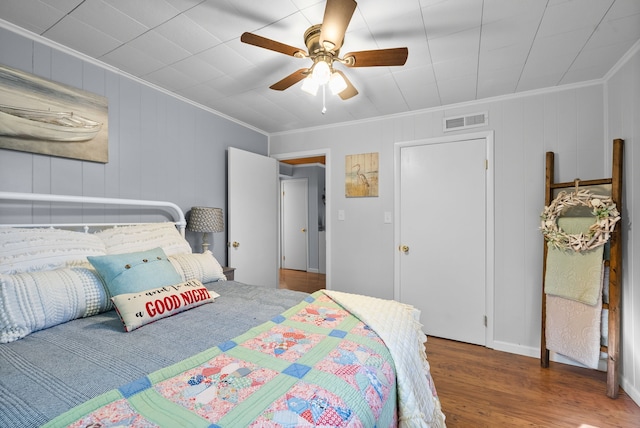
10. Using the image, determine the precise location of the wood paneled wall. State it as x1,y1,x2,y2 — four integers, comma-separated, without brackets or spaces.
0,25,268,265
606,46,640,405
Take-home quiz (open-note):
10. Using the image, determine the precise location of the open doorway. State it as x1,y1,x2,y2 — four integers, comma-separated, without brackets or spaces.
281,178,309,272
274,150,330,292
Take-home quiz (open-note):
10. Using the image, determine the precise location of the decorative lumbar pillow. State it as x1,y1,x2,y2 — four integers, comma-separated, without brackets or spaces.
87,247,183,297
0,267,111,343
111,279,219,332
96,223,192,256
169,250,226,283
0,227,107,275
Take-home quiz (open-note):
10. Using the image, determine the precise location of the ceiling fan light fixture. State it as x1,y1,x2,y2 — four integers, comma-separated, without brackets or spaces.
301,76,319,96
312,60,331,85
329,71,347,95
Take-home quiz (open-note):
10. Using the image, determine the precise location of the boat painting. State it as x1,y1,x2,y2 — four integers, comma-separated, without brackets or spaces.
0,104,103,142
0,63,108,163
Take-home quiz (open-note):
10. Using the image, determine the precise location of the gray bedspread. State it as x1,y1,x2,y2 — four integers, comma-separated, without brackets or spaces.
0,281,308,428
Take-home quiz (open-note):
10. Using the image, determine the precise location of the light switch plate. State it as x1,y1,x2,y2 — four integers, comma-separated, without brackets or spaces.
384,211,392,223
338,210,345,221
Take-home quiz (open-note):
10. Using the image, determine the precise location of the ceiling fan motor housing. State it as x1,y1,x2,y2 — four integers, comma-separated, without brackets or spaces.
305,24,341,58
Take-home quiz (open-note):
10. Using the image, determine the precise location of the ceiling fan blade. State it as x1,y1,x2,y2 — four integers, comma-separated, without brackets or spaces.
343,47,408,67
241,32,306,57
269,69,310,91
319,0,357,51
334,70,358,100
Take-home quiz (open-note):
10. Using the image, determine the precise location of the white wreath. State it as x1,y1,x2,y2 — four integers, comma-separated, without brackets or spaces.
540,188,621,252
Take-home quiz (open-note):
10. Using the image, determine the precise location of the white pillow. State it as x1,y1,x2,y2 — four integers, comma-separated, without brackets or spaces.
111,279,219,332
0,267,112,343
169,251,226,283
97,223,192,256
0,227,107,275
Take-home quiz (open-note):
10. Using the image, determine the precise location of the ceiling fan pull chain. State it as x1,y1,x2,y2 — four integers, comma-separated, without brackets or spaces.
322,85,327,114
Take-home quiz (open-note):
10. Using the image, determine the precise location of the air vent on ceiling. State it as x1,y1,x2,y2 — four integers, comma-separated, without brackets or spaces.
443,112,488,132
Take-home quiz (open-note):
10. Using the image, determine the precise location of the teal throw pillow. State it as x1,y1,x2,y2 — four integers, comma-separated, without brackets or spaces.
88,247,183,297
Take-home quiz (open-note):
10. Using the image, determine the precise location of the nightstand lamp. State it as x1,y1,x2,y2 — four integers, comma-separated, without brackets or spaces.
187,206,224,253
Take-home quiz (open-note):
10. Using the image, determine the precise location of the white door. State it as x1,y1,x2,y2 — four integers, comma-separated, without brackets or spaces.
281,178,308,271
228,147,279,287
399,138,487,345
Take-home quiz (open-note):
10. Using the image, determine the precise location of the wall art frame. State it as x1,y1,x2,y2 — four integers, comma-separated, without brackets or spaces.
0,63,108,163
345,152,379,197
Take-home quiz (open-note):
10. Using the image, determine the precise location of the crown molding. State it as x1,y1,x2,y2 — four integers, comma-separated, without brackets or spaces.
603,38,640,82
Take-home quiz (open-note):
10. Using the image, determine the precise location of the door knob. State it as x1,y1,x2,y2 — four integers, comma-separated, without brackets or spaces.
301,228,307,232
232,241,240,248
399,245,409,253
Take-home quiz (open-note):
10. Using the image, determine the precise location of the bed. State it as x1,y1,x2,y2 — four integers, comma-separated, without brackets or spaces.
0,191,445,427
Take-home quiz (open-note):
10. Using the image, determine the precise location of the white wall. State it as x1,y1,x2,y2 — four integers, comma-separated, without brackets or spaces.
606,45,640,405
270,48,639,403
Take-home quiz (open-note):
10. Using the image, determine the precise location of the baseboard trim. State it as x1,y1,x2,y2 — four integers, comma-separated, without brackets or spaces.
492,341,607,369
491,341,538,358
622,378,640,407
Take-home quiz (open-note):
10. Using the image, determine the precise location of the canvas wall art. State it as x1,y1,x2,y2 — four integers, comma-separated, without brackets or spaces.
0,64,108,163
345,152,379,197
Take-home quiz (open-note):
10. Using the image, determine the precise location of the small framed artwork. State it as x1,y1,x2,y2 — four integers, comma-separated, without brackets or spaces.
0,63,108,163
345,152,379,197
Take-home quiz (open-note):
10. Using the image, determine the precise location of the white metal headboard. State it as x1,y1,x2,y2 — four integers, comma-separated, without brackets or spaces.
0,191,187,236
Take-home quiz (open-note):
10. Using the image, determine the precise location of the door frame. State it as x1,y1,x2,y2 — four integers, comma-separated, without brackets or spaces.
280,177,309,271
272,148,331,290
393,130,495,348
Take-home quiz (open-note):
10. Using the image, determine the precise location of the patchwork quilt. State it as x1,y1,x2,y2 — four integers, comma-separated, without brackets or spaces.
44,291,400,427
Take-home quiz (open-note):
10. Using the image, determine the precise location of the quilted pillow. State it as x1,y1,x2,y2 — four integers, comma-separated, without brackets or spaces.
96,223,192,256
111,279,219,332
0,227,106,275
169,250,226,283
0,267,112,343
88,248,183,297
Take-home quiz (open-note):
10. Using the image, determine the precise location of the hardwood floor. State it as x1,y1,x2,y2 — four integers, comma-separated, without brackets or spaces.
278,268,325,294
426,336,640,427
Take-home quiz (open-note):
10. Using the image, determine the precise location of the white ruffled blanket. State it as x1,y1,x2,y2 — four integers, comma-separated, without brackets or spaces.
546,265,606,369
324,290,446,428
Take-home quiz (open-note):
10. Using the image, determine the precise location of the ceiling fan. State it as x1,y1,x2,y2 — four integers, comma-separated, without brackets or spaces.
241,0,408,101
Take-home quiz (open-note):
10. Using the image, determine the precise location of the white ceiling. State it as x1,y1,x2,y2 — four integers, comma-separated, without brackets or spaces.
1,0,639,134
